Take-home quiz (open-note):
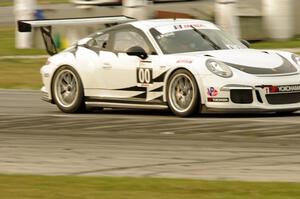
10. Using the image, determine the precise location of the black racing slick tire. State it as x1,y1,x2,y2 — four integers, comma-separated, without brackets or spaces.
52,66,85,113
167,69,200,117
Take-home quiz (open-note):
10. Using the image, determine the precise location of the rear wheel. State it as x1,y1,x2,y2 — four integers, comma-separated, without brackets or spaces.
52,66,85,113
167,69,200,117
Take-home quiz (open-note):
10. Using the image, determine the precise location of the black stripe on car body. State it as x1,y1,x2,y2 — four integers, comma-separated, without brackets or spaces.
85,96,166,105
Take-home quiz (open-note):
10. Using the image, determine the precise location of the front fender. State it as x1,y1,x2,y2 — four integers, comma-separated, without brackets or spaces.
162,58,210,104
41,52,78,100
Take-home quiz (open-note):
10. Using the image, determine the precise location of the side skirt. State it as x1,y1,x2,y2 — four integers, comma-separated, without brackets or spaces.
85,97,168,110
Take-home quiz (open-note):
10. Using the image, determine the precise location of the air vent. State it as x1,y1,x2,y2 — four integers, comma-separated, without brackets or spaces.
230,89,253,104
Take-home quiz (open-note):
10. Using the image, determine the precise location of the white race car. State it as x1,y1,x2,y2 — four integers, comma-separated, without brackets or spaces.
18,16,300,116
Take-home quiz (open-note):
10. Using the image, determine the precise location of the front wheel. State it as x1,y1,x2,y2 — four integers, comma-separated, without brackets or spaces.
167,69,200,117
52,66,85,113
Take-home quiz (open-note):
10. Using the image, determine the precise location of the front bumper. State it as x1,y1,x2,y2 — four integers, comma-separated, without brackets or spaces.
201,74,300,112
41,86,53,103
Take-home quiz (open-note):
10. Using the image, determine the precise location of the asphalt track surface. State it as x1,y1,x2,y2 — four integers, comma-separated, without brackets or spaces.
1,89,300,182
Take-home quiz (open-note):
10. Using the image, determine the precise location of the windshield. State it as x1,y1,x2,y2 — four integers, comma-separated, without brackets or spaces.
150,28,247,54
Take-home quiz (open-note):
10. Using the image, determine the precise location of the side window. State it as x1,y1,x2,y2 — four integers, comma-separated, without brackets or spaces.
113,30,151,54
89,33,110,50
95,34,109,49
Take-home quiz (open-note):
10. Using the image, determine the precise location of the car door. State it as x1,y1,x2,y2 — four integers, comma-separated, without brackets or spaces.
98,26,162,102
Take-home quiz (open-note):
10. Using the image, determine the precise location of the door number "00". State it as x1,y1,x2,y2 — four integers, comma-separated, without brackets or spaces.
137,68,153,84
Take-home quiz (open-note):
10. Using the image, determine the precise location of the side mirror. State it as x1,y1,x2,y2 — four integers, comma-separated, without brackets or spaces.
127,46,148,60
241,40,251,48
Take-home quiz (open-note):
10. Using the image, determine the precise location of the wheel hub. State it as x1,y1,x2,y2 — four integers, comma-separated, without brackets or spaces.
54,69,78,108
169,74,194,113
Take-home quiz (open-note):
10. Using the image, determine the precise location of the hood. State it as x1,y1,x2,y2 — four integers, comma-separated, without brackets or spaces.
181,49,297,75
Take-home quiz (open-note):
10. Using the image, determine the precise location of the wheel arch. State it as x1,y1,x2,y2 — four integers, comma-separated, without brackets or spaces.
163,66,206,105
50,64,85,101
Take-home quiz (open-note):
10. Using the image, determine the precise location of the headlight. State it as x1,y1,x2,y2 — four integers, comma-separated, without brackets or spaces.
292,54,300,66
206,60,233,78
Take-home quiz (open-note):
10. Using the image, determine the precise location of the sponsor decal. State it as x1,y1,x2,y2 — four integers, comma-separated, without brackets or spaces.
174,24,205,30
207,87,218,97
207,98,229,102
139,61,152,68
261,85,300,94
174,25,183,30
176,59,193,64
278,85,300,92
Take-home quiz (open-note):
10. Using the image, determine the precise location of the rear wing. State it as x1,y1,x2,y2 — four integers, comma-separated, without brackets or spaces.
18,15,136,55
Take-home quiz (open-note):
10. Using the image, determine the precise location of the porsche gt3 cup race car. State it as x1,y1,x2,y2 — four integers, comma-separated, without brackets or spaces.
18,16,300,116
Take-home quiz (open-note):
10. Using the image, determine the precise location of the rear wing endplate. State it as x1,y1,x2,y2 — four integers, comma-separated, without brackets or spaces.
18,15,136,55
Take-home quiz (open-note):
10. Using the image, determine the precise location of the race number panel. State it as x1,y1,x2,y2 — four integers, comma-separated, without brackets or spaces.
137,68,153,87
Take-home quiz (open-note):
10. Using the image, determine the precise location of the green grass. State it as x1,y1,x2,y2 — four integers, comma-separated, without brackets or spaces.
0,0,69,7
0,59,43,89
251,38,300,49
0,26,44,89
0,175,300,199
0,26,46,56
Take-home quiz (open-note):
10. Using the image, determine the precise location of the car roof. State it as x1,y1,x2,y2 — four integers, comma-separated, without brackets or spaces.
89,19,219,37
129,18,219,31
